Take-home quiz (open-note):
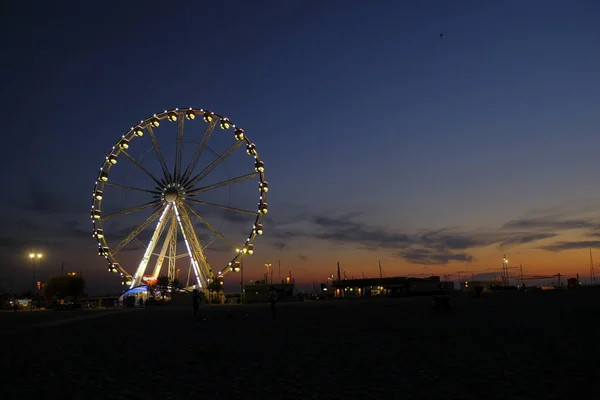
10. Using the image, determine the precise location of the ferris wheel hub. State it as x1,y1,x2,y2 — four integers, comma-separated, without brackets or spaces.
164,187,179,203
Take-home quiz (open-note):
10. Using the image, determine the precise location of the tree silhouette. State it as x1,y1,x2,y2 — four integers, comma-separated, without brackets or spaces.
156,276,170,300
44,276,85,303
170,278,182,291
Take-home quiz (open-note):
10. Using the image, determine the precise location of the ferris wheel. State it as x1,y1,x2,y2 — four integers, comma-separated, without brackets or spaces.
90,108,268,290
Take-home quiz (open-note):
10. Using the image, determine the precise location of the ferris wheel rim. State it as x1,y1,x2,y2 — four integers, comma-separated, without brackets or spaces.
90,107,268,289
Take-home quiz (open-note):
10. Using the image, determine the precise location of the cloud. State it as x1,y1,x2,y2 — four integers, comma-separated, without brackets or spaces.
498,232,557,247
19,188,77,214
539,241,600,252
273,242,287,250
503,214,600,253
312,215,414,250
502,216,598,231
0,217,92,252
0,237,19,249
398,247,473,265
265,210,591,266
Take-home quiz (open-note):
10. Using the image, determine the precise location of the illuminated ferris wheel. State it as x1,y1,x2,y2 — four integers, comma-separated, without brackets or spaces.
90,108,268,290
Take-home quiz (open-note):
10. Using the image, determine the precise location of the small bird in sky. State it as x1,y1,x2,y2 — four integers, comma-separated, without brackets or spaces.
440,33,444,38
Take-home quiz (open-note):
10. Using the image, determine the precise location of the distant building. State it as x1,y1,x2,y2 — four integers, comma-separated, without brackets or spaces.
331,276,452,297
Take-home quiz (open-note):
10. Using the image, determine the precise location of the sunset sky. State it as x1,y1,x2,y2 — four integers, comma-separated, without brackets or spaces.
2,0,600,295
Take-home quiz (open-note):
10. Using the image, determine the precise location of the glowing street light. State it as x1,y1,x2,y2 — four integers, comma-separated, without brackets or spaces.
28,252,43,295
265,263,272,284
232,261,244,303
502,254,509,287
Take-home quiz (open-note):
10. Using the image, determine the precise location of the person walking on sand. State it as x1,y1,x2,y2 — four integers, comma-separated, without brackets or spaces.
268,286,277,316
192,289,200,318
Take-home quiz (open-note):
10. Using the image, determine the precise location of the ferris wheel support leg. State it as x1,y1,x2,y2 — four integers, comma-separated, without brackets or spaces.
131,205,172,288
173,205,206,289
178,205,213,288
152,215,176,279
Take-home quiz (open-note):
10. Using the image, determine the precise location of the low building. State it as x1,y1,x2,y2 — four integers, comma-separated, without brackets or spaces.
243,283,295,303
331,276,451,297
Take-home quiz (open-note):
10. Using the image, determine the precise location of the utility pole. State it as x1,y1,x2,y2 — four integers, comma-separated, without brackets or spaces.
378,260,383,279
519,264,524,287
278,260,281,283
502,254,509,286
264,263,272,285
240,258,241,304
590,249,596,286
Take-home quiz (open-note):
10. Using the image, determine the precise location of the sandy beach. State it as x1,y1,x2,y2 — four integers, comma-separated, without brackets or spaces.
1,290,599,399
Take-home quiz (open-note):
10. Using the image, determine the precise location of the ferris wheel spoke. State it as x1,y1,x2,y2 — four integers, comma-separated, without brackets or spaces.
187,198,259,216
181,118,218,184
132,237,145,249
100,200,161,221
120,150,164,187
201,236,218,250
174,113,185,182
182,203,236,249
187,172,259,195
131,205,172,287
185,140,245,189
146,124,172,183
104,181,161,195
110,206,165,255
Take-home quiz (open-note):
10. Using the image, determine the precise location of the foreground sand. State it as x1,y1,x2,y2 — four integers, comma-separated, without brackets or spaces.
2,290,599,399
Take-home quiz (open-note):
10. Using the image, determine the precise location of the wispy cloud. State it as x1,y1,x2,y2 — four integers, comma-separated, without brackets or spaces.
498,232,557,247
540,241,600,252
502,217,597,231
398,247,473,265
273,242,287,250
265,208,600,265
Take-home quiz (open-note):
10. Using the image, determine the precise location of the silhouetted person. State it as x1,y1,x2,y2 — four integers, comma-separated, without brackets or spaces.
192,289,200,318
268,286,277,316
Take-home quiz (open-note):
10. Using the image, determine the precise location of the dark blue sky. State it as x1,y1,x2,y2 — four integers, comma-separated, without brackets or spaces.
2,0,600,294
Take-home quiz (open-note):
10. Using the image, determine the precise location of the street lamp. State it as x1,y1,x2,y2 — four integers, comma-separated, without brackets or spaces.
265,263,272,284
29,252,43,295
232,261,244,303
502,254,509,286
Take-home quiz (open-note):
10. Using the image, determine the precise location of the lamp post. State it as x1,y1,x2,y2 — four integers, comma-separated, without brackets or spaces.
233,261,243,303
502,255,509,287
265,263,272,284
29,252,42,295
